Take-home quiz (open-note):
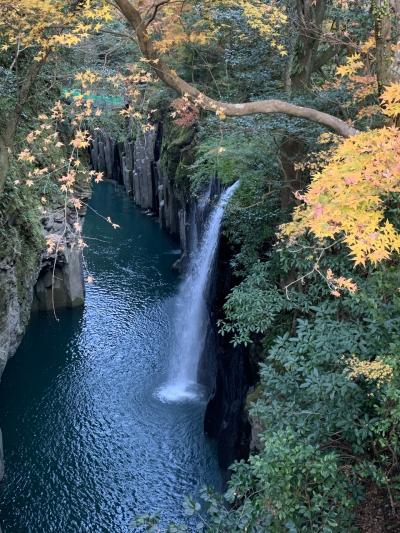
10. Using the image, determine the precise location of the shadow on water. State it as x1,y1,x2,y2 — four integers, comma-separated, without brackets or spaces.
0,182,221,533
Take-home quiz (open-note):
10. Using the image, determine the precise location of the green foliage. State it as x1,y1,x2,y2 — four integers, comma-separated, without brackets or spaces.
0,163,43,301
190,128,280,191
168,24,400,521
209,213,400,532
191,124,284,273
227,430,355,532
218,262,298,345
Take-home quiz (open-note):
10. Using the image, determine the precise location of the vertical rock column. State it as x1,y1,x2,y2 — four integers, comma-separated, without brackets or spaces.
90,125,191,262
122,140,134,196
132,130,157,209
90,131,120,182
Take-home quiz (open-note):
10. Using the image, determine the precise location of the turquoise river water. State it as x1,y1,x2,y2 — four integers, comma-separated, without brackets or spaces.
0,183,221,532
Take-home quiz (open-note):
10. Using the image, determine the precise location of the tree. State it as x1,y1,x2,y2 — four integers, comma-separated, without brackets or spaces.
113,0,358,137
291,0,328,88
0,0,112,193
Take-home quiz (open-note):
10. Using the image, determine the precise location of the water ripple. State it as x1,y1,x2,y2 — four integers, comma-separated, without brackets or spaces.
0,183,221,533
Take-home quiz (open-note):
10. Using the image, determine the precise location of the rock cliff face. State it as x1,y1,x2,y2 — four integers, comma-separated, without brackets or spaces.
204,234,258,470
90,123,253,469
90,123,195,266
32,197,89,312
0,249,40,380
0,190,88,480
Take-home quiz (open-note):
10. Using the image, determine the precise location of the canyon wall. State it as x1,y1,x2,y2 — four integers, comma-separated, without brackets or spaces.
90,123,195,269
0,189,88,480
90,122,253,469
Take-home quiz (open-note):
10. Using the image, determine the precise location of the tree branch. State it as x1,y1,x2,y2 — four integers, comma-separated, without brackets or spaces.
144,0,171,28
114,0,358,137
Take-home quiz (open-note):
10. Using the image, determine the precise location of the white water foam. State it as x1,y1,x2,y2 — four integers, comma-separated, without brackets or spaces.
157,181,239,403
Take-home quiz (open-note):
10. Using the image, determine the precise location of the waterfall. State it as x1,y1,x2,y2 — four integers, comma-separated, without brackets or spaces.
157,181,239,402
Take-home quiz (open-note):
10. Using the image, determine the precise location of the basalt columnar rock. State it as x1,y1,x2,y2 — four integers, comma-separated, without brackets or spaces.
32,195,89,311
203,234,257,470
89,123,194,267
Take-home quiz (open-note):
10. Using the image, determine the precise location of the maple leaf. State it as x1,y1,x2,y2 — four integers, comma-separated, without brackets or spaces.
70,130,90,149
282,127,400,265
380,83,400,118
70,197,82,209
18,149,35,163
336,54,364,78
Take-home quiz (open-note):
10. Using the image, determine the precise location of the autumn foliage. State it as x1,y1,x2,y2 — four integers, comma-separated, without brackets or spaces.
281,80,400,265
0,0,112,59
283,125,400,265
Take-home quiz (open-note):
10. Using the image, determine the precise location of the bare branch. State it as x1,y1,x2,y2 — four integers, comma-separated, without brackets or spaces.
144,0,171,28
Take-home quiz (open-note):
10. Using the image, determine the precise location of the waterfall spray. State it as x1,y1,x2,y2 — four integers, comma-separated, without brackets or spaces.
158,181,239,402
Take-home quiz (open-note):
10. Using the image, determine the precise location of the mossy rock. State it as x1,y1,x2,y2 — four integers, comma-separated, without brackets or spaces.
0,171,44,303
160,119,196,195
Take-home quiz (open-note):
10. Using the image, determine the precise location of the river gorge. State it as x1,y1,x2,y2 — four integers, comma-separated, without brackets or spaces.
1,4,397,528
0,182,225,532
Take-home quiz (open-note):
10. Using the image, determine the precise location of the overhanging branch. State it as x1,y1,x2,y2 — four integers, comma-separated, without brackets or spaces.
114,0,359,137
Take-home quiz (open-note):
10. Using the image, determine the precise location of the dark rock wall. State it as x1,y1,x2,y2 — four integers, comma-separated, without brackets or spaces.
0,251,40,378
31,196,89,312
204,234,257,470
90,125,191,265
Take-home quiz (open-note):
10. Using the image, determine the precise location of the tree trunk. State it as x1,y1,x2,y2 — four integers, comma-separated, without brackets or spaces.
391,0,400,82
279,135,305,211
0,138,10,195
375,0,393,93
292,0,328,88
